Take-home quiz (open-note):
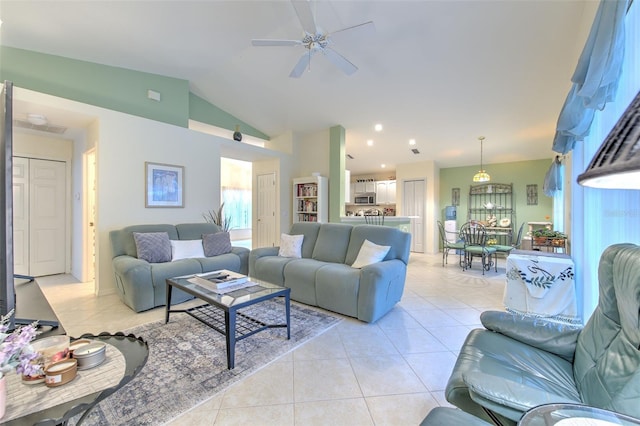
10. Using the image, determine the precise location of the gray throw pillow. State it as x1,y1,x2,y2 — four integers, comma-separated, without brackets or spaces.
133,232,172,263
202,232,232,257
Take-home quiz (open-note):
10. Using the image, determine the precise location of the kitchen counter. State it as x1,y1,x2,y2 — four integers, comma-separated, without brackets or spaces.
341,216,411,232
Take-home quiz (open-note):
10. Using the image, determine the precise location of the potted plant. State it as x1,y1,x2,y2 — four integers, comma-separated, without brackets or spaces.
532,229,566,245
203,202,232,232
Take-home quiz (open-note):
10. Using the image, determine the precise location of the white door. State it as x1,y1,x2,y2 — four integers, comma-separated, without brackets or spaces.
86,149,97,281
29,159,67,276
256,173,276,248
12,157,29,276
403,179,425,253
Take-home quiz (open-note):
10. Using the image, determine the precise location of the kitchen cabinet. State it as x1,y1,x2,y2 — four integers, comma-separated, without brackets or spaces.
376,180,396,204
293,176,328,223
355,181,376,193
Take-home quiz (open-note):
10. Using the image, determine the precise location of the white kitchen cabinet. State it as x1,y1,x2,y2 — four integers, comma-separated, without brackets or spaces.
376,180,397,204
355,181,376,193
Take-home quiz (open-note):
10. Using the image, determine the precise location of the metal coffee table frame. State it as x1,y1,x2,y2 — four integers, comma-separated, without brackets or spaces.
165,276,291,369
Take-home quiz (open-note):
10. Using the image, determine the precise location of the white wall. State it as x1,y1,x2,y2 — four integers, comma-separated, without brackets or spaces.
293,129,331,178
15,87,289,298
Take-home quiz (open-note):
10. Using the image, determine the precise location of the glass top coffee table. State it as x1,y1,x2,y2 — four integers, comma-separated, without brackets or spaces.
165,274,291,369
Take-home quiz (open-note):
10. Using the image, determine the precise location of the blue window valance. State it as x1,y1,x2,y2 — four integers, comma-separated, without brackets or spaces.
552,0,629,155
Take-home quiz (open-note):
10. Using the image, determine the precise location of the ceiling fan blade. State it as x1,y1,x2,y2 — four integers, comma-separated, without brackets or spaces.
329,21,375,37
322,47,358,76
291,0,317,35
252,39,302,47
289,51,312,78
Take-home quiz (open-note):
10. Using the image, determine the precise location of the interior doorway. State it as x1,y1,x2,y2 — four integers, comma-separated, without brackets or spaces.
13,157,67,276
256,172,276,248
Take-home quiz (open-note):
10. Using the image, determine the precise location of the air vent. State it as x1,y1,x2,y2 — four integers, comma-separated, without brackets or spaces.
411,148,420,154
346,154,354,159
13,119,68,135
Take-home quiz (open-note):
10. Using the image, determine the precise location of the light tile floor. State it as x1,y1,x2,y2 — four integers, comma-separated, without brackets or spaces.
36,251,507,425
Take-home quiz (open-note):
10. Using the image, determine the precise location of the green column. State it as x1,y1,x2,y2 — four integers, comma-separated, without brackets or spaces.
329,125,345,222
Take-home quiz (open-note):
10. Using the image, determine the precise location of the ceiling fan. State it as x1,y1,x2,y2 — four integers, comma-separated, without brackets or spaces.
251,0,374,78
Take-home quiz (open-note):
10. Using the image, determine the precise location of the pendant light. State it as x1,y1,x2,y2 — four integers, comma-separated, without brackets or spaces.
473,136,491,182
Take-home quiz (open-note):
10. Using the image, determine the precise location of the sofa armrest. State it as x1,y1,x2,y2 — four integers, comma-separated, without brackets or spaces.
480,311,582,362
248,246,280,275
112,255,155,312
231,246,250,275
357,259,407,322
463,371,580,422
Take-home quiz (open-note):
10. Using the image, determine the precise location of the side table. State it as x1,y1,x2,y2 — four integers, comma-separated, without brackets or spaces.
3,332,148,426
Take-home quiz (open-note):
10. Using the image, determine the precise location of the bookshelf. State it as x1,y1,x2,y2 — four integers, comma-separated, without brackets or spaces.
293,176,328,223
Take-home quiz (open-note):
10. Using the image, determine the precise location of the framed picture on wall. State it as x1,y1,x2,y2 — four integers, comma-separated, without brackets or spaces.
145,162,184,207
526,184,538,205
452,188,460,206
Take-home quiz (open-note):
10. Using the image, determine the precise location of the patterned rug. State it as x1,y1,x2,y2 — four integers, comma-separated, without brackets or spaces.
77,300,342,425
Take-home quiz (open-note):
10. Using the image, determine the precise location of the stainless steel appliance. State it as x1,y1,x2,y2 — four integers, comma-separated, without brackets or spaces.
354,192,376,205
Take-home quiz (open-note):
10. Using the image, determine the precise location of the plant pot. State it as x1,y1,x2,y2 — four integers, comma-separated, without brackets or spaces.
534,237,548,245
551,238,566,247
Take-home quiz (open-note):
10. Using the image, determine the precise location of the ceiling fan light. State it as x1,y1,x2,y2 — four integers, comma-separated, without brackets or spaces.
27,113,48,126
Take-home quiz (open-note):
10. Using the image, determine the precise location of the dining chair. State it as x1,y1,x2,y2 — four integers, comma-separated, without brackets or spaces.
459,222,497,274
437,220,465,267
364,214,385,226
492,221,526,257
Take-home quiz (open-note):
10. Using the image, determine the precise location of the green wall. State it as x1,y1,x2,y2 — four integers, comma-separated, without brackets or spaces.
0,46,268,138
439,159,554,229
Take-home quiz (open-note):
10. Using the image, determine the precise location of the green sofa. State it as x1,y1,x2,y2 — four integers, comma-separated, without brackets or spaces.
109,223,249,312
249,222,411,323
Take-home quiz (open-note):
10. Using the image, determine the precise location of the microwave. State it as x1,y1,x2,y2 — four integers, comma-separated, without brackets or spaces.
354,193,376,205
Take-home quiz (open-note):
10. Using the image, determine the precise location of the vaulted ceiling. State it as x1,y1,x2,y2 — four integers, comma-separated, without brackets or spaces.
0,1,596,174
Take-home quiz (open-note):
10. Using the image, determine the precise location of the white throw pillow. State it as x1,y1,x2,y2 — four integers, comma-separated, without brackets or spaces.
278,234,304,258
351,239,391,269
170,239,205,261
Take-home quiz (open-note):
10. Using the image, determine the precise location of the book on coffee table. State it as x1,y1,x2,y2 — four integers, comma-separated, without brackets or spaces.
187,270,250,293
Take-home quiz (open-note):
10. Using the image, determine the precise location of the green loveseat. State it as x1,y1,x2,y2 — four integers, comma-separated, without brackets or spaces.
109,223,249,312
249,222,411,323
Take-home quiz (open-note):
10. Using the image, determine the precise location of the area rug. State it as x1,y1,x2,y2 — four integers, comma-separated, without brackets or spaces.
76,299,342,425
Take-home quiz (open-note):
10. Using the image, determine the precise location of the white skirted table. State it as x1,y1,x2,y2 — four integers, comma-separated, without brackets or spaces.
503,249,579,325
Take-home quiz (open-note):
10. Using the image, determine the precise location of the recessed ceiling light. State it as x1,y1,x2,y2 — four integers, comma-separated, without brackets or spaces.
367,140,373,146
27,114,48,126
381,164,386,168
374,124,383,132
409,139,416,145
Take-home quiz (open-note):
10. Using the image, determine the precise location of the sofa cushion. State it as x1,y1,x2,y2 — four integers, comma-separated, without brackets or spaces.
170,239,205,261
289,222,321,258
133,232,172,263
278,233,304,258
316,263,360,317
196,252,242,273
312,223,352,264
252,255,295,286
175,222,220,240
351,239,391,269
202,232,232,257
346,225,411,266
283,258,326,305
